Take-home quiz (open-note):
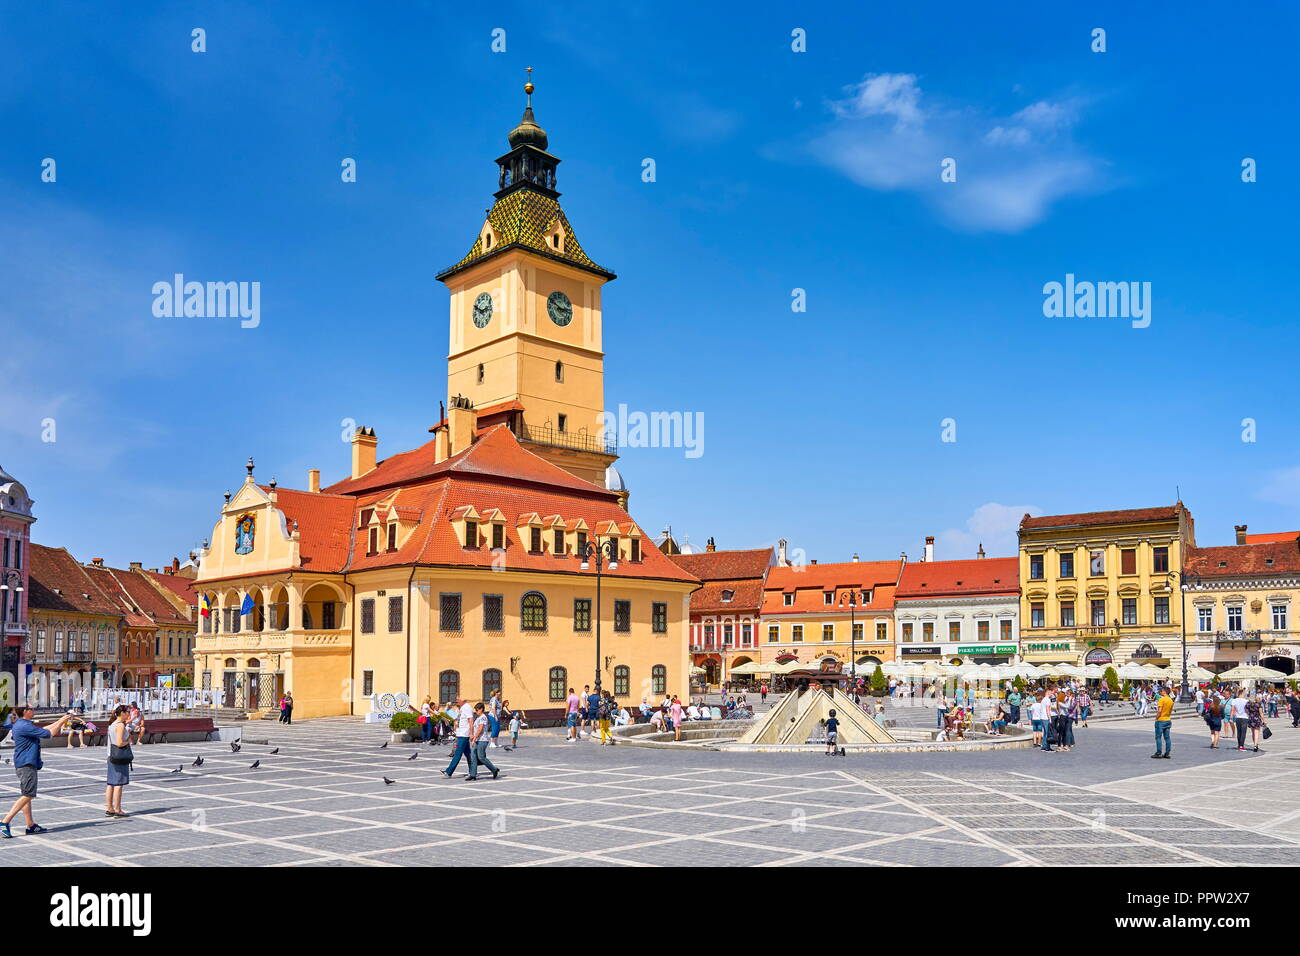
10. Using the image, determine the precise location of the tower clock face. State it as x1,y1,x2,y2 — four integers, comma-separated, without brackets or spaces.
472,293,493,328
547,290,573,327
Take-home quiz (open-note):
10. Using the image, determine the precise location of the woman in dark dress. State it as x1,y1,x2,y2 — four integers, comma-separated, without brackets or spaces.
1245,694,1267,752
104,705,132,818
1203,695,1224,748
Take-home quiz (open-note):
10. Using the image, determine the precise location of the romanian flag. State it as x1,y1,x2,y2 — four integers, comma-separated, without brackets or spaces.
200,593,212,618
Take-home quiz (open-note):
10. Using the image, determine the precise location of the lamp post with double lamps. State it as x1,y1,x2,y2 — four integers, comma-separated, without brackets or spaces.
579,538,619,694
1168,569,1202,703
840,590,858,696
0,569,25,706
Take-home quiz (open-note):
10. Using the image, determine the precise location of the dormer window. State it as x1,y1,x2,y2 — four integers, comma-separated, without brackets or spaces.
630,538,641,562
721,589,735,603
783,593,794,607
823,592,833,605
387,524,398,552
492,523,505,550
530,527,542,553
553,528,565,555
368,527,378,555
359,508,373,529
464,521,478,548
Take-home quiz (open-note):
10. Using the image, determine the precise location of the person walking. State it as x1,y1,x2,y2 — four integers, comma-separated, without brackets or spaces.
760,681,769,705
281,691,294,725
1152,686,1174,759
1230,688,1250,750
1007,687,1022,726
1,705,74,838
1289,689,1300,728
935,688,950,730
671,695,684,742
488,690,503,748
565,687,581,741
418,696,435,744
440,697,474,777
596,692,613,745
1203,692,1223,748
104,705,133,817
1246,693,1267,753
465,702,500,781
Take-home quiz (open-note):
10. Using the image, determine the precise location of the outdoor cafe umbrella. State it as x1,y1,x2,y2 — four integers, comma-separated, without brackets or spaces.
728,661,769,676
1116,662,1151,679
1185,665,1216,681
1216,664,1288,682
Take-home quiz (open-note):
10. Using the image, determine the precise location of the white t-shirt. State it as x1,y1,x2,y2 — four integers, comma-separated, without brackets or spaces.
455,707,473,737
1231,696,1248,719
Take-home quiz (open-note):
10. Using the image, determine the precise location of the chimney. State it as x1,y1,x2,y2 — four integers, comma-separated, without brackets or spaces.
308,469,320,493
433,425,451,463
851,553,859,562
777,539,789,567
350,427,377,479
92,558,104,566
977,542,986,559
171,557,180,573
447,395,477,457
810,559,817,565
706,537,716,553
1235,524,1248,545
923,536,935,563
129,561,143,571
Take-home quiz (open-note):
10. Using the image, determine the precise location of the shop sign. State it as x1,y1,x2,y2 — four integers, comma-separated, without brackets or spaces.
1025,642,1071,651
1084,647,1113,665
956,645,1019,655
900,647,940,657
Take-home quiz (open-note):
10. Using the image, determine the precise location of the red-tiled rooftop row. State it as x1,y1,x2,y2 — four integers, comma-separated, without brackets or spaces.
1185,539,1300,577
669,548,773,583
1020,504,1184,531
895,557,1019,599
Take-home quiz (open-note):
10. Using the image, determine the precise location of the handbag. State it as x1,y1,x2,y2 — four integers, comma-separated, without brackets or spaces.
109,742,135,766
1263,725,1273,740
417,715,428,724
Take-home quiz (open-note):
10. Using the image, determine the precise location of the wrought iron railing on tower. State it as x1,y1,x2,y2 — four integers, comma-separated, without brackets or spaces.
516,421,617,455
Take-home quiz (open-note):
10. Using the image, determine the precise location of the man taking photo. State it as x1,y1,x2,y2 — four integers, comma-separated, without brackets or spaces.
1,704,74,838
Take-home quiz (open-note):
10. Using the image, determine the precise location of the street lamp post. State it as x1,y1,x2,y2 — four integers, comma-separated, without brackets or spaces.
0,569,25,706
579,539,619,694
840,590,857,694
1169,569,1201,703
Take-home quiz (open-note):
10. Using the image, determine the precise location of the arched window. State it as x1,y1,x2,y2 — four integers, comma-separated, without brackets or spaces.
247,658,261,668
613,665,630,697
224,658,237,668
651,664,667,696
548,666,567,702
522,592,547,631
555,360,564,382
482,668,502,700
438,669,460,703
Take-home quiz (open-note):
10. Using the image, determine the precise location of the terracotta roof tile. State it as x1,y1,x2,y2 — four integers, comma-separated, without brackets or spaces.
1243,531,1300,544
1185,540,1300,578
895,557,1019,599
1021,505,1183,531
27,545,121,617
669,548,773,582
761,560,903,614
691,580,764,614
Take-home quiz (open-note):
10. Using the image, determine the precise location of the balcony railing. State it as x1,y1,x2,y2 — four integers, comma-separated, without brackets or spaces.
517,422,617,456
1213,629,1264,646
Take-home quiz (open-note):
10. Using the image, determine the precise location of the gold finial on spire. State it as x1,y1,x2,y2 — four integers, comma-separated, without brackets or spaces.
524,66,534,104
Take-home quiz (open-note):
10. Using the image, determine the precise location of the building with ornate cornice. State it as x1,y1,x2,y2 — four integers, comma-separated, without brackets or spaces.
0,464,35,704
894,552,1021,666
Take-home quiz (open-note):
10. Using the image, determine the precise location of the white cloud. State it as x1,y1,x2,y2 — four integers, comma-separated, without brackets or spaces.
935,502,1042,561
807,73,1103,232
1257,467,1300,507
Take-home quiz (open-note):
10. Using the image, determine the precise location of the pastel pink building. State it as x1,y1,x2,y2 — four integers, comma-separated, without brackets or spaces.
0,464,36,705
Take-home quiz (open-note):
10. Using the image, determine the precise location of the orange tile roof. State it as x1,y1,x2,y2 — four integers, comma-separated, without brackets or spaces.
895,557,1019,599
761,560,903,615
691,580,764,614
1185,540,1300,578
1243,531,1300,544
669,548,772,582
27,545,121,617
1021,505,1184,531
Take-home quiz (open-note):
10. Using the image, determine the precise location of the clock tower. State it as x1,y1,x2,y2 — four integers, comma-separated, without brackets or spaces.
436,74,618,489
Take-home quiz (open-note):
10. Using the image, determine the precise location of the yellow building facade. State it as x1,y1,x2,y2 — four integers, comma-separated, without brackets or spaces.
192,83,698,720
1018,504,1194,669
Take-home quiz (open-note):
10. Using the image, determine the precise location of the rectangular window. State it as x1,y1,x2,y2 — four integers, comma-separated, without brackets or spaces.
1122,597,1137,625
1273,604,1288,631
723,623,734,645
902,623,913,643
557,413,567,433
553,528,565,555
360,598,375,634
1198,606,1213,632
614,600,631,632
876,622,887,642
1089,549,1105,576
36,630,45,652
948,621,961,642
1060,601,1075,627
530,527,542,553
1029,554,1044,580
576,531,587,556
1,538,7,568
1000,620,1012,642
977,620,990,641
439,593,462,631
741,623,752,645
823,592,833,606
1121,549,1136,575
852,623,863,642
388,595,403,632
767,625,780,643
1154,597,1170,625
387,524,397,551
1152,546,1169,573
783,593,794,606
574,598,591,631
822,624,834,642
483,595,504,631
631,538,641,562
1059,552,1074,578
13,541,19,569
614,667,630,696
703,623,715,646
368,527,378,555
608,536,620,561
492,523,504,550
1091,599,1106,627
653,602,668,633
1228,606,1243,631
792,625,803,642
1031,603,1045,628
321,601,336,630
465,521,478,548
922,622,934,643
362,669,374,697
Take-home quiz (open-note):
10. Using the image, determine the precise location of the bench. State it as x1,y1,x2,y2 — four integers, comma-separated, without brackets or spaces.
139,717,217,744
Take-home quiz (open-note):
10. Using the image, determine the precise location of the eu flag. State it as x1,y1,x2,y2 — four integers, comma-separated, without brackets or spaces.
240,593,254,615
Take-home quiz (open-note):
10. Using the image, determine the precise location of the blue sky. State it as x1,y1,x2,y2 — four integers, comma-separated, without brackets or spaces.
2,1,1298,568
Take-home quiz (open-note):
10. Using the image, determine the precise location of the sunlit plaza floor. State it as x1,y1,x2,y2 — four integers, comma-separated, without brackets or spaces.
3,714,1299,866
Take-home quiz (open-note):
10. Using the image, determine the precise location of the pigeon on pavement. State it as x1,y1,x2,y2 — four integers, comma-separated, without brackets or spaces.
379,742,388,749
382,777,395,785
249,760,260,769
170,766,183,774
192,756,204,767
230,742,241,753
407,752,418,761
269,748,279,755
